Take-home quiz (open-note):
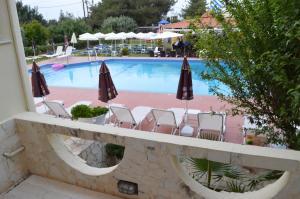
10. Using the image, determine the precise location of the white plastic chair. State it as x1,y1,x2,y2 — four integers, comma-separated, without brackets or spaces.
44,46,63,58
154,47,160,57
110,106,152,129
43,100,91,119
196,112,226,141
151,108,185,135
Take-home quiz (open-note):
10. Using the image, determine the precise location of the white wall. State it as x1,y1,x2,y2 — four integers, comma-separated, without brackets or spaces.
0,0,34,121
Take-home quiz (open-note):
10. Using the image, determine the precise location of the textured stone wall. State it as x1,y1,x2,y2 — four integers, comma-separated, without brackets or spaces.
0,119,28,193
79,141,108,168
12,112,300,199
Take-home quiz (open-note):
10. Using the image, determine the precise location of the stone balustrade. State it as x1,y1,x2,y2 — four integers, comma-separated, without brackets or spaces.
1,112,300,199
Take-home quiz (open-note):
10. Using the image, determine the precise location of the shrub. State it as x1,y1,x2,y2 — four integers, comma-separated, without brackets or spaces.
92,107,109,117
105,144,125,159
71,105,93,119
121,48,129,56
71,105,108,120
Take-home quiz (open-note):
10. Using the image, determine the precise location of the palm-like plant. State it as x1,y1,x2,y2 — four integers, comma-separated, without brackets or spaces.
186,158,284,192
187,158,244,189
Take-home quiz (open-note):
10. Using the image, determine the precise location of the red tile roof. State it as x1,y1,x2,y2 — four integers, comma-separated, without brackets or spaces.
163,20,191,29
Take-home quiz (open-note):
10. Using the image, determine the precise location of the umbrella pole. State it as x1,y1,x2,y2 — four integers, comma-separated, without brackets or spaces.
185,100,188,124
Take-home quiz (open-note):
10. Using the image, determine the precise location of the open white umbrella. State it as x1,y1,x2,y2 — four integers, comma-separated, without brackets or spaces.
125,32,136,39
105,33,126,53
70,33,77,47
79,33,98,48
94,32,106,45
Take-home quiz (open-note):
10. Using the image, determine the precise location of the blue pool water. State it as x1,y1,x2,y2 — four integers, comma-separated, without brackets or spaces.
38,59,228,95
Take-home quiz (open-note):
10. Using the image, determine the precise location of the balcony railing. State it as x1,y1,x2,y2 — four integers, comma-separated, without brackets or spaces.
1,112,300,199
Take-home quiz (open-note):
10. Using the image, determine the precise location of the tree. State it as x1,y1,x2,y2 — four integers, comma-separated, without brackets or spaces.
48,13,91,43
88,0,176,29
22,20,49,46
16,1,46,25
195,0,300,149
182,0,206,19
101,16,137,33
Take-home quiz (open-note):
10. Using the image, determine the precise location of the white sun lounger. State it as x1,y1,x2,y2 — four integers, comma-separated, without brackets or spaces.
196,112,226,141
36,100,64,114
151,108,185,135
110,106,152,129
58,46,73,59
44,46,63,58
43,100,91,118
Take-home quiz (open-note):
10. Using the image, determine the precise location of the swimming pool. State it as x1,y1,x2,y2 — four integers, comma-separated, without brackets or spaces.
38,59,228,95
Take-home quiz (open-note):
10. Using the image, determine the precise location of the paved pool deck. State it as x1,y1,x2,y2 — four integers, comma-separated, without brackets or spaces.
33,56,244,144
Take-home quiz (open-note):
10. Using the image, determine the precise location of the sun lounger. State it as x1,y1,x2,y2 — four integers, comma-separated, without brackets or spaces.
151,108,185,135
43,100,91,118
44,46,63,58
196,112,226,141
109,106,152,129
36,100,64,114
58,46,73,59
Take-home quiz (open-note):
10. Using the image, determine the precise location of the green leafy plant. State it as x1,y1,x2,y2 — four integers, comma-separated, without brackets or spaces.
71,105,93,119
187,158,243,189
71,105,108,120
187,158,283,192
195,0,300,149
92,107,109,117
226,180,246,193
121,48,129,56
105,144,125,159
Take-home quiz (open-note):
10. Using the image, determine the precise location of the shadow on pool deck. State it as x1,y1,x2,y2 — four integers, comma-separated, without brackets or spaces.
45,86,244,144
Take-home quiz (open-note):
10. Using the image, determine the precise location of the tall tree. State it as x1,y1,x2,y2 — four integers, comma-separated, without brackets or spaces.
16,1,46,25
22,20,49,45
182,0,206,19
101,16,137,33
195,0,300,149
88,0,176,29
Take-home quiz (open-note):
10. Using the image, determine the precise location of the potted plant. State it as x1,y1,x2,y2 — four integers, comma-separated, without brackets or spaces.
71,105,109,124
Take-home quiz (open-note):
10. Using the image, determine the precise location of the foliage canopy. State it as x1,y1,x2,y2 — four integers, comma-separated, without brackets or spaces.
89,0,176,29
195,0,300,149
101,16,137,33
182,0,207,19
22,20,49,46
16,1,46,25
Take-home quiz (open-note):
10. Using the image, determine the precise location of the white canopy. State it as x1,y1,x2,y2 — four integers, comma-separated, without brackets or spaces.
150,31,183,39
70,32,77,44
79,33,98,41
135,32,146,39
125,32,136,39
94,32,106,39
105,33,126,40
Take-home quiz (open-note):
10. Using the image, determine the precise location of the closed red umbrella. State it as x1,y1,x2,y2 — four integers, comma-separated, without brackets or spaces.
98,61,118,103
176,56,193,122
31,61,50,98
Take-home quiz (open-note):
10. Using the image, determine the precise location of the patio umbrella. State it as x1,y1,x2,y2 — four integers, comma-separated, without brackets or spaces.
98,61,118,103
31,61,50,98
176,57,193,122
70,32,77,47
79,33,98,48
94,32,106,45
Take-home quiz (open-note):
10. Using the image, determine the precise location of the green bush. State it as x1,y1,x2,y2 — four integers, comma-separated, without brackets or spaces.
24,44,51,56
121,48,129,56
71,105,108,120
105,144,125,159
71,105,93,119
92,107,109,116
